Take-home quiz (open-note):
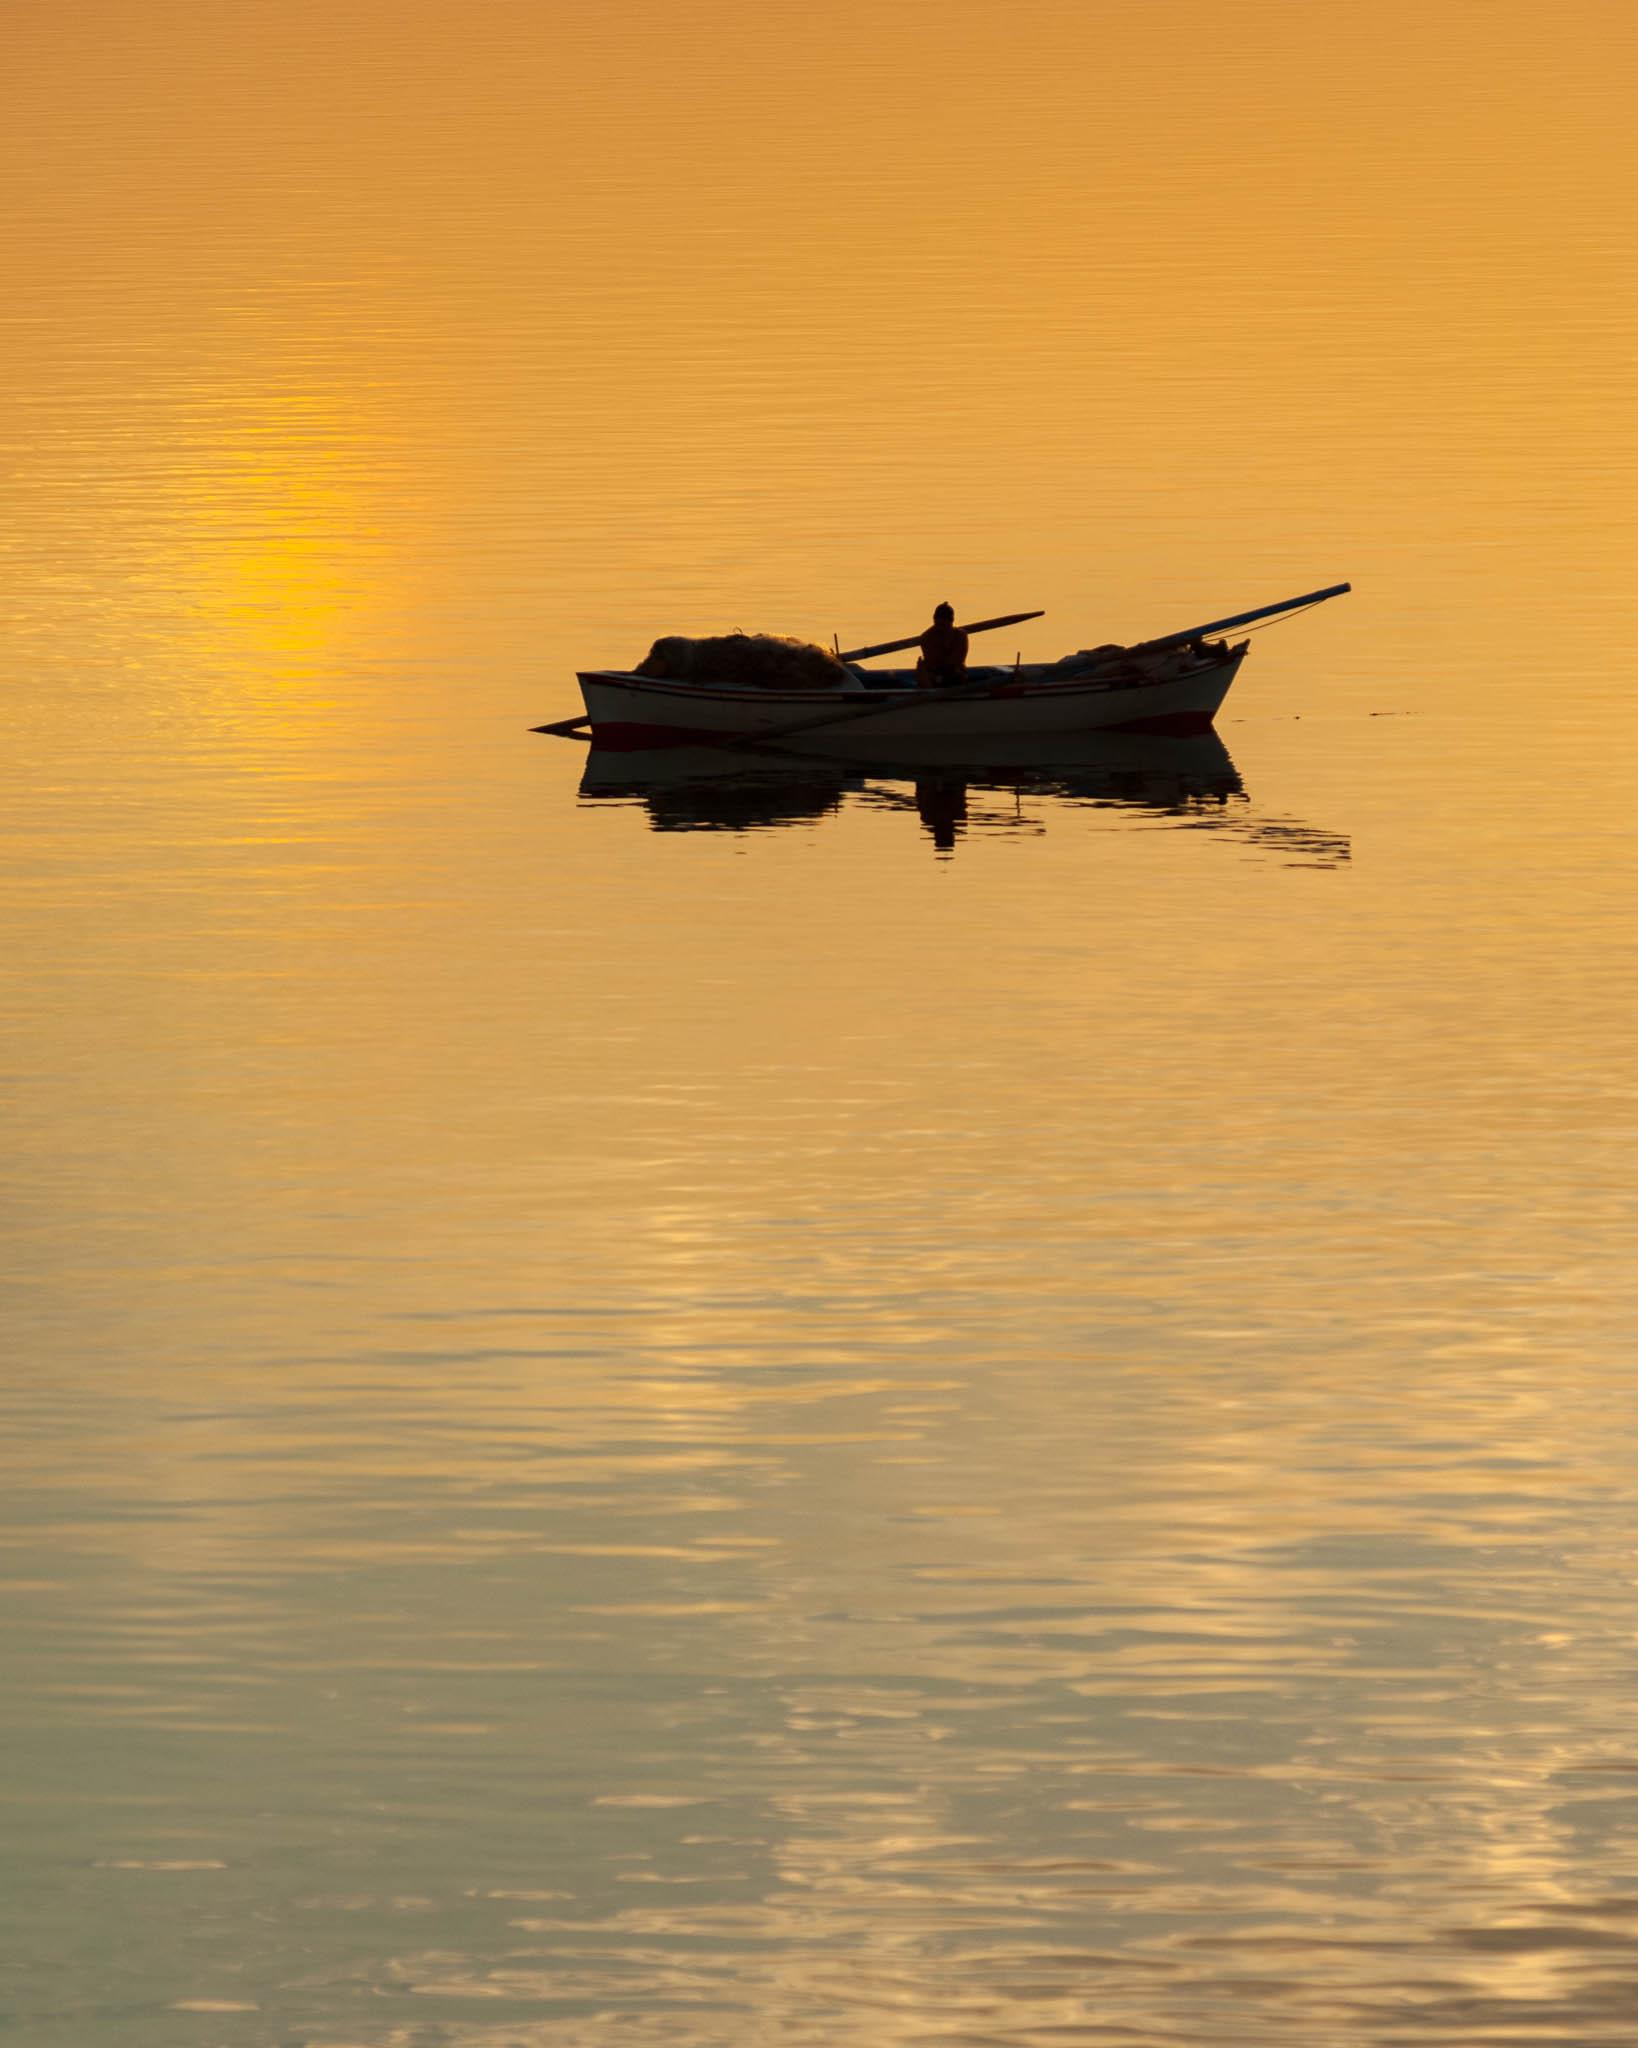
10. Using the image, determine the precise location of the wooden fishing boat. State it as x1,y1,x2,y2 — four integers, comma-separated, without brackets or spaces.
560,584,1349,752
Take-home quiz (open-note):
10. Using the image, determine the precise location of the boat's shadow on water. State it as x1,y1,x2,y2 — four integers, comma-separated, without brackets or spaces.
575,732,1349,866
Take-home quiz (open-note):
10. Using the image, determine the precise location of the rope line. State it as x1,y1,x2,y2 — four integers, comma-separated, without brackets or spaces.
1228,598,1331,639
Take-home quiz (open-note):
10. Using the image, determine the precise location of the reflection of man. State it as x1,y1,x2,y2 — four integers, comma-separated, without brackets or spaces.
915,777,967,852
916,602,968,688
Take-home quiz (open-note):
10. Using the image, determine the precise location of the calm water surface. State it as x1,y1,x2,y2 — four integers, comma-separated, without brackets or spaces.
5,3,1638,2042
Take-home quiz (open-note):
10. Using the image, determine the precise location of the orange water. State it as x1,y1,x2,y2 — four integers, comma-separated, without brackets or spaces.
5,3,1638,2041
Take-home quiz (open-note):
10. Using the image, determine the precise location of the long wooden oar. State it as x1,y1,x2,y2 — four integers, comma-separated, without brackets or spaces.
839,609,1043,663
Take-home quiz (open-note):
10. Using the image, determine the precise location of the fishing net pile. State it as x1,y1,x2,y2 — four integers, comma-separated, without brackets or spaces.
635,633,850,693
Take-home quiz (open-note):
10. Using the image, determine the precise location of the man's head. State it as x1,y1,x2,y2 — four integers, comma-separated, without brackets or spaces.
933,602,955,626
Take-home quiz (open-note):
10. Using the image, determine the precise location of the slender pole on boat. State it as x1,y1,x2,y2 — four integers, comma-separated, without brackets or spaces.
1133,582,1350,657
840,610,1044,664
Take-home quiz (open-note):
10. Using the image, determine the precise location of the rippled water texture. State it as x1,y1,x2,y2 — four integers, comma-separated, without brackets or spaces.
4,2,1638,2042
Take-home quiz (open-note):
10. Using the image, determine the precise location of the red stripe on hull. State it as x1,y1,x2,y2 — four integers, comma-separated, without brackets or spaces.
589,721,718,750
1103,708,1220,736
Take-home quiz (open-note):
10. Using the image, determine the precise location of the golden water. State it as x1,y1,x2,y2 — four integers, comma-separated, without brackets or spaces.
5,2,1638,2041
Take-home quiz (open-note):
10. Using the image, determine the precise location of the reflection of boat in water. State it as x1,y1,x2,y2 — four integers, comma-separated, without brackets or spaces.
581,729,1237,812
576,731,1348,864
575,730,1346,866
578,745,867,833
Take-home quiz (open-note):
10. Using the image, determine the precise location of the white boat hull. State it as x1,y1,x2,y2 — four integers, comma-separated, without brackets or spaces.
576,646,1246,751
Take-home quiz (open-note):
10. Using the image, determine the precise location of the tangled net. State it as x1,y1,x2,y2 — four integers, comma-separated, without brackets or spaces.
635,633,850,694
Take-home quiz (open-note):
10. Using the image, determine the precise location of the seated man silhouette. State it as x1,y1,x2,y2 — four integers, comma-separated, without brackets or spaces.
916,603,968,688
